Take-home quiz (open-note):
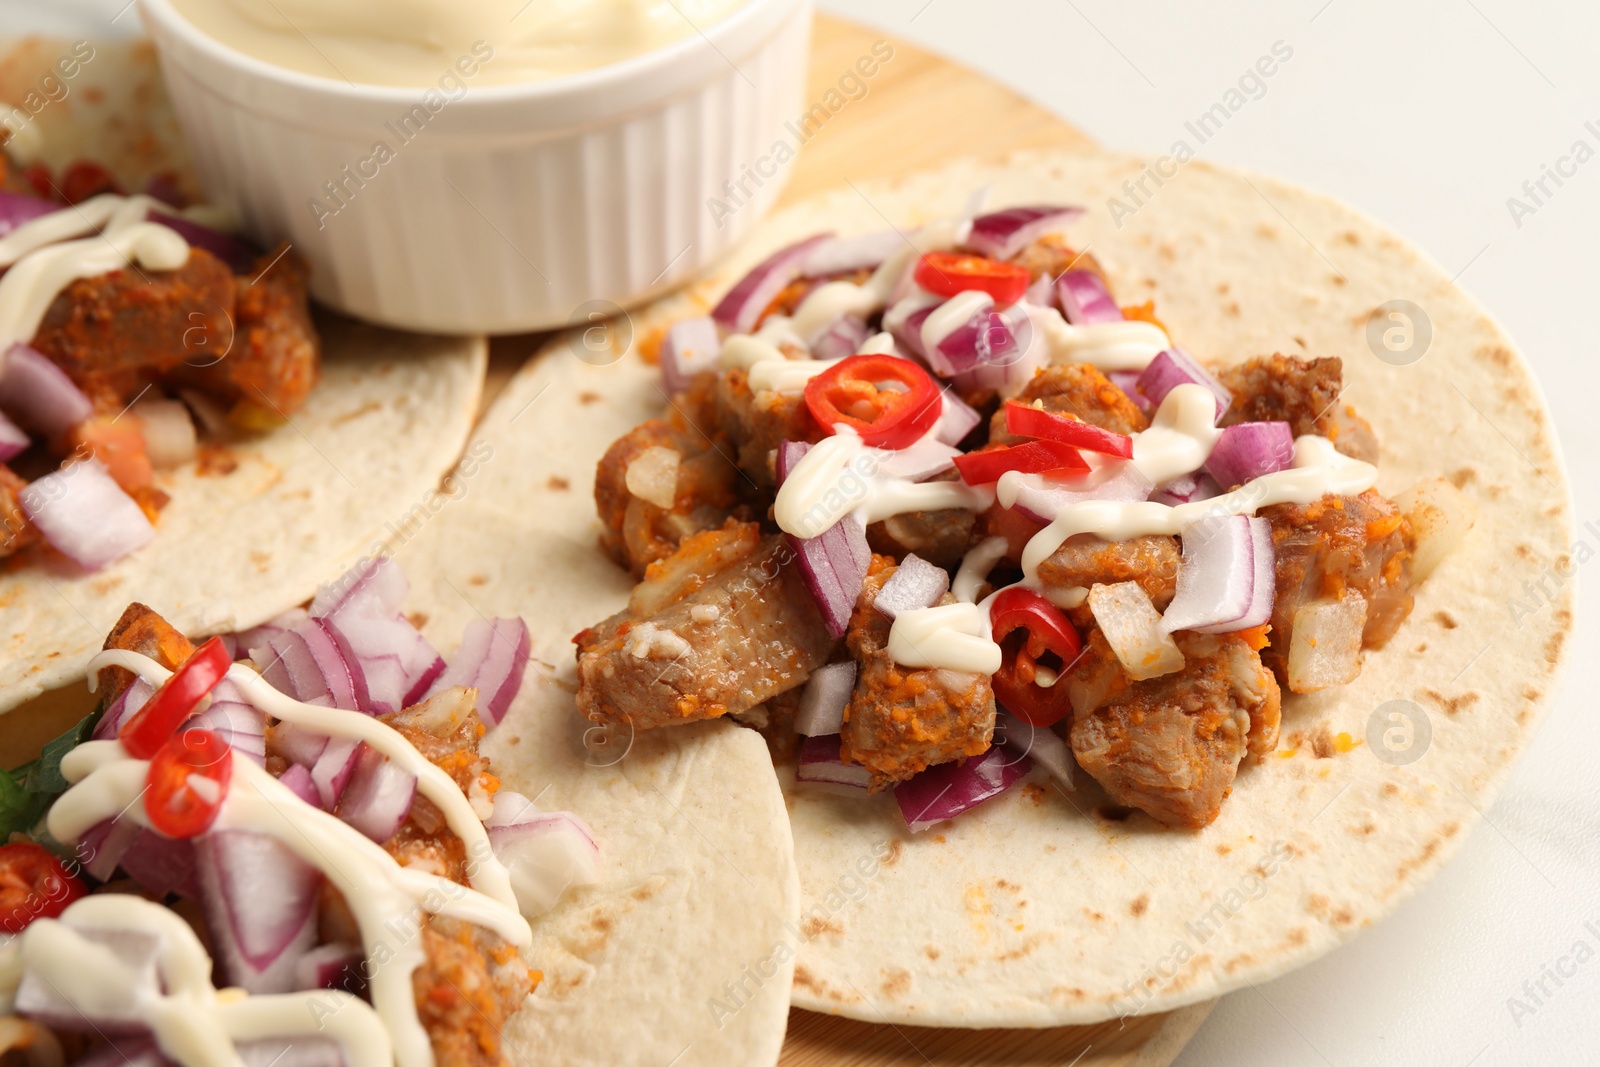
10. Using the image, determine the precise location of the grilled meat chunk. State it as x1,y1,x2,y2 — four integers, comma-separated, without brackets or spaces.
990,362,1150,444
594,413,747,577
0,465,36,559
1008,234,1105,285
575,523,836,729
1215,354,1378,462
840,556,996,787
97,601,196,704
866,505,976,568
1067,628,1281,828
1258,490,1416,689
1037,533,1180,610
714,367,824,486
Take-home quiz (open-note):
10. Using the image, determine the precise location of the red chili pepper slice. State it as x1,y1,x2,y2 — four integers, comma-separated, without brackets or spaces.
0,843,86,933
804,354,943,450
145,729,233,839
913,251,1032,306
1004,401,1135,459
988,587,1082,727
952,440,1088,485
118,636,231,760
57,160,123,205
21,164,56,202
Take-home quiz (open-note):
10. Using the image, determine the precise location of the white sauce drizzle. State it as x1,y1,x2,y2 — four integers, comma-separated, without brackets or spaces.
1032,307,1171,371
886,602,1000,675
919,290,992,355
43,651,535,1067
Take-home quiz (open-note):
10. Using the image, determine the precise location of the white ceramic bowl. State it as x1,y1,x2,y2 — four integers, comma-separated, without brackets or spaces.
138,0,813,334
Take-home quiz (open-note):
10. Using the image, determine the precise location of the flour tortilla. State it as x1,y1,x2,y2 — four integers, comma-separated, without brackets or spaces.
536,151,1573,1027
390,345,800,1067
0,39,489,714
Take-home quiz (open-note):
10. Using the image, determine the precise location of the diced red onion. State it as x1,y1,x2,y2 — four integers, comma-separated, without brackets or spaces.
1008,465,1154,525
0,191,57,238
0,410,27,462
310,737,361,809
19,459,155,570
335,743,417,842
800,230,902,277
993,711,1074,790
149,211,258,274
485,791,600,916
1107,369,1152,414
277,763,319,807
94,677,153,740
14,926,160,1032
794,662,857,736
311,558,444,714
272,723,331,769
294,943,363,993
930,306,1023,378
1191,517,1274,635
894,745,1032,832
1204,421,1295,489
0,344,93,439
79,816,141,881
810,314,869,363
233,608,310,662
775,439,810,486
1136,349,1231,423
119,829,201,899
251,626,356,711
1022,272,1054,309
890,304,934,360
1055,270,1122,324
425,616,530,726
933,390,981,446
659,316,721,396
144,173,186,207
131,397,196,469
788,515,870,640
1161,514,1256,633
1149,471,1221,507
711,233,832,333
794,734,871,794
196,829,321,994
875,437,959,481
187,690,267,765
964,205,1084,261
873,553,949,618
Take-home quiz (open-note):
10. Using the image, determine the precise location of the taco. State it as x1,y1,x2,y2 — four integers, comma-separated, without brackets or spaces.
548,151,1570,1023
0,39,484,716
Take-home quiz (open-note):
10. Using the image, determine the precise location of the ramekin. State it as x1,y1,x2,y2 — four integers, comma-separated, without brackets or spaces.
137,0,813,334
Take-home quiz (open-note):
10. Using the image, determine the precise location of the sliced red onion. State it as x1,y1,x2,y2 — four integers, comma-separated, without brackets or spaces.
119,829,200,899
810,314,869,363
711,233,832,334
131,397,196,469
800,230,901,277
196,829,321,994
277,762,320,807
1161,514,1256,634
15,926,160,1032
659,316,721,396
0,410,27,461
890,304,935,360
933,390,981,446
1136,349,1231,423
79,816,141,881
775,438,810,485
1204,421,1295,489
0,344,93,438
252,626,356,710
310,737,361,809
272,722,331,769
964,205,1084,261
149,212,258,274
894,745,1032,832
795,734,871,794
94,677,153,740
788,515,870,640
0,191,57,238
993,711,1074,790
19,459,155,570
293,943,364,993
1192,517,1274,635
311,559,444,714
1008,465,1154,525
1055,270,1122,324
875,437,959,481
930,305,1024,378
1149,471,1221,507
425,616,530,726
336,743,417,842
873,553,950,618
485,790,600,916
794,662,857,736
1107,369,1152,414
233,607,310,663
188,693,267,765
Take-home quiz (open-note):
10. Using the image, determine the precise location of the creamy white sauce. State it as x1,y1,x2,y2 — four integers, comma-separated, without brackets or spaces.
1033,306,1170,371
952,535,1008,604
886,602,1000,675
44,650,537,1067
919,290,992,355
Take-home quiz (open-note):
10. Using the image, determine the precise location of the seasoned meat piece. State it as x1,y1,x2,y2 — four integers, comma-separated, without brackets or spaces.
714,368,824,486
1037,533,1180,609
30,249,237,409
1216,354,1378,462
414,915,536,1067
731,685,801,765
178,243,320,425
593,414,747,576
97,602,195,703
990,362,1150,444
575,524,836,729
1067,628,1281,828
1258,490,1416,688
0,465,36,559
1008,234,1105,285
840,556,996,787
866,506,976,568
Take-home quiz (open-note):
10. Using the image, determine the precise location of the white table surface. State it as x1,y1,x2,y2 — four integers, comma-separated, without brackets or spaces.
4,2,1596,1065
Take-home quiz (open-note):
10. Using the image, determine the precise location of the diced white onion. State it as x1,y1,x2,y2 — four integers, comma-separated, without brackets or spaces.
1088,581,1185,680
1393,477,1476,580
1286,591,1367,693
624,446,680,509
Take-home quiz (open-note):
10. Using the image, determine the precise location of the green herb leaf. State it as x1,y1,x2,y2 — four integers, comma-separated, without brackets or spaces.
24,709,103,796
0,765,46,839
